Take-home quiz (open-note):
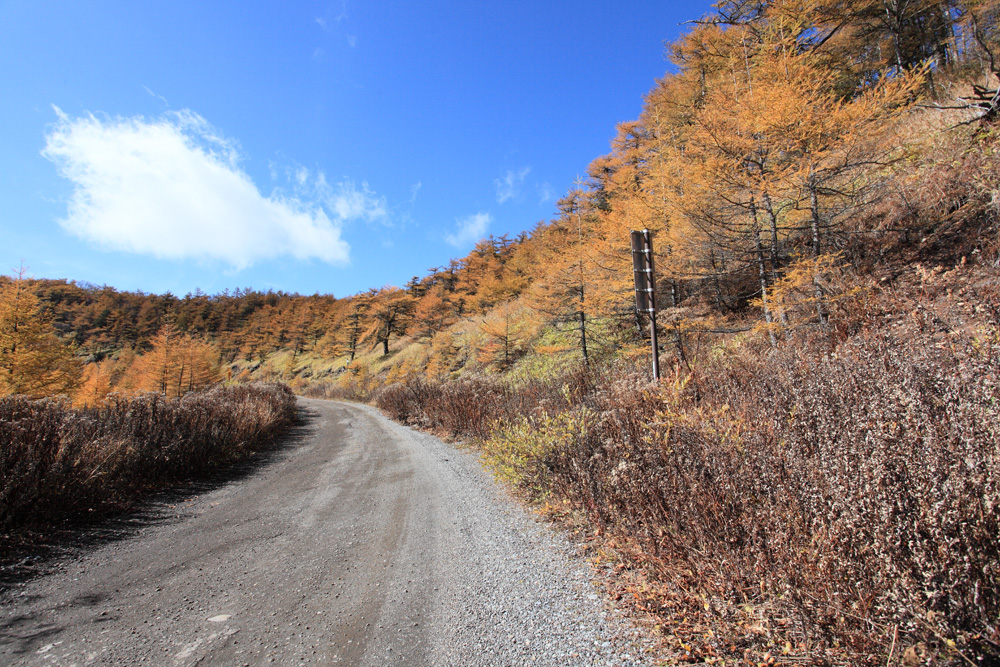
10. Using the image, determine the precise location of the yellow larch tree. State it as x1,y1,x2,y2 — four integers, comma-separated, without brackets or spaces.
124,324,220,398
0,267,82,399
525,190,609,365
476,300,539,372
362,287,415,357
75,360,115,407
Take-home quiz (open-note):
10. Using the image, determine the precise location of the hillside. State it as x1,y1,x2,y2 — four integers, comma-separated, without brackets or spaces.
3,3,996,392
3,0,1000,663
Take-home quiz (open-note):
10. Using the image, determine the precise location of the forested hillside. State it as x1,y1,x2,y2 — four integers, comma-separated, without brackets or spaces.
4,0,997,395
4,0,1000,663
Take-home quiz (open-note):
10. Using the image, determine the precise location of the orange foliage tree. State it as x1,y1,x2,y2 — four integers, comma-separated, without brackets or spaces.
363,287,415,357
124,324,220,398
0,267,82,398
476,300,538,372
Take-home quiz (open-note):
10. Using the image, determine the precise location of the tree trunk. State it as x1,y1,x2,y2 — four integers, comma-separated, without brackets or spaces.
347,313,360,362
760,191,789,326
750,199,778,347
760,191,782,280
809,173,822,258
808,172,830,330
709,248,726,311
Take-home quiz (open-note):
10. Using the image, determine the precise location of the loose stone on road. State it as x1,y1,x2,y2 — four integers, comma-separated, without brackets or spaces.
0,399,658,666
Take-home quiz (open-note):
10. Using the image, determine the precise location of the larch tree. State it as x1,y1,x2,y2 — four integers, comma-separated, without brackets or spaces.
476,300,538,372
676,31,796,342
0,268,82,399
75,360,114,407
364,287,415,357
457,237,509,314
314,296,371,363
124,323,220,398
526,190,604,366
343,298,368,362
781,48,923,326
410,284,458,339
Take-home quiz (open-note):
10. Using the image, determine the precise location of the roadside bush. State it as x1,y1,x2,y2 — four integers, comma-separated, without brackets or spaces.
373,364,604,441
0,382,297,536
554,330,999,664
373,323,1000,664
375,376,512,439
481,407,594,491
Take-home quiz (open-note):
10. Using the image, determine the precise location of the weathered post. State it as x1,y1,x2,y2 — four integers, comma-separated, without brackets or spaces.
630,229,660,381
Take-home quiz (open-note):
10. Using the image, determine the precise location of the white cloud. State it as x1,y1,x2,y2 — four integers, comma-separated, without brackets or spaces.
494,166,530,204
537,181,556,205
314,172,387,222
445,212,491,248
334,1,348,23
41,108,374,269
271,162,388,225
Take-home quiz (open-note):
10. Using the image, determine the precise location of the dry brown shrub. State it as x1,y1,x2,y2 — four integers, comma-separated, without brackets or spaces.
0,382,297,538
372,271,1000,664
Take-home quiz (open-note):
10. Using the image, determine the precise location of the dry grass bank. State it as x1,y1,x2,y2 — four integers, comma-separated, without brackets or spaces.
372,264,1000,666
0,382,297,545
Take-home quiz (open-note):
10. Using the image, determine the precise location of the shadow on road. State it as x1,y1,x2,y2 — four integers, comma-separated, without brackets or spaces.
0,404,319,592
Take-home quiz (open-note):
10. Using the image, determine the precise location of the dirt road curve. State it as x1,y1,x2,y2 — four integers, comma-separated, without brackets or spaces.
1,399,656,666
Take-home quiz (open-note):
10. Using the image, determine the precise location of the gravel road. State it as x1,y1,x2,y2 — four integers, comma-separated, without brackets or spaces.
0,398,660,666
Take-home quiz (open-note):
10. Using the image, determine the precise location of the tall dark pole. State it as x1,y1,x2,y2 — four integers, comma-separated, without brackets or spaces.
645,229,660,381
631,229,660,381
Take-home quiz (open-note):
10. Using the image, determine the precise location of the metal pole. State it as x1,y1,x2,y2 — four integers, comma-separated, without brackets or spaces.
630,231,649,311
643,229,660,381
631,229,660,381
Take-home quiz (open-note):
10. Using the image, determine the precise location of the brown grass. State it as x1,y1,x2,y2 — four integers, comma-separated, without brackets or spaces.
0,382,297,541
373,265,1000,665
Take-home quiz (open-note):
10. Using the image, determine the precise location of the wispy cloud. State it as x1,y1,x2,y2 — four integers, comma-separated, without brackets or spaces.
445,212,491,248
314,172,387,222
41,108,375,269
494,166,530,204
269,162,387,223
333,1,349,23
142,85,169,107
537,181,556,205
315,2,353,46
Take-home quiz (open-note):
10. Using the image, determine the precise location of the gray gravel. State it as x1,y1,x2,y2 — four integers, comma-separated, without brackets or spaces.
0,398,661,666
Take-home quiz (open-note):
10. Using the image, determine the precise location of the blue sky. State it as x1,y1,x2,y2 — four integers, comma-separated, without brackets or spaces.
1,1,714,298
